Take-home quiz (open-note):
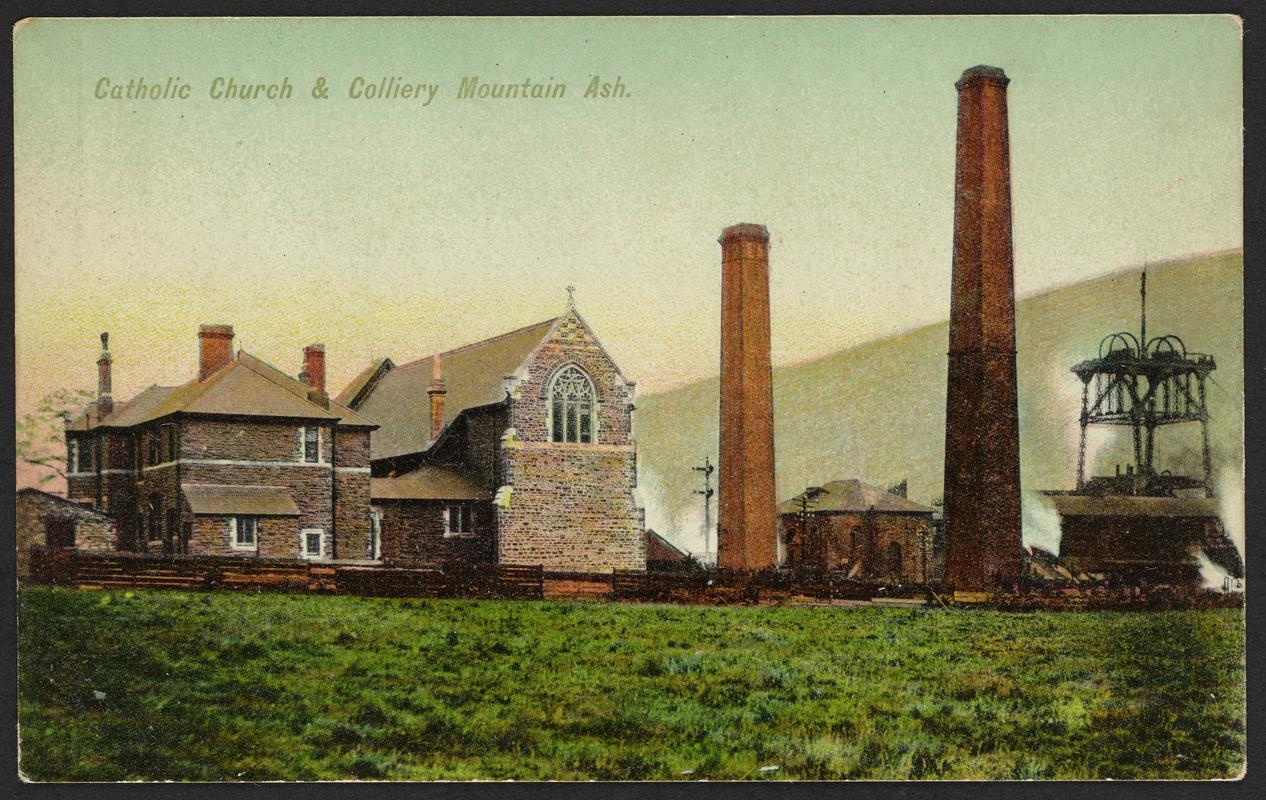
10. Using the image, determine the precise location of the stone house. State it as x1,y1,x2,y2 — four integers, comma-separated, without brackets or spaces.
64,326,378,561
16,487,116,577
777,480,936,583
339,300,646,574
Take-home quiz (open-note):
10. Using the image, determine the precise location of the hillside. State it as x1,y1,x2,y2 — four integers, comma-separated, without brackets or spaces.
636,251,1244,558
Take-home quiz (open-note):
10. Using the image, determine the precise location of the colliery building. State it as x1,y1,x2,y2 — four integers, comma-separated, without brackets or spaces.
1041,273,1243,588
777,480,936,583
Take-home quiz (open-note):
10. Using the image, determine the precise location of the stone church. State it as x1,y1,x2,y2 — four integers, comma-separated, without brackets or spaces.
339,299,646,574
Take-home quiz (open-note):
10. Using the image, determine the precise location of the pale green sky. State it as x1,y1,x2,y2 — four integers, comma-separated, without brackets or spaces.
14,16,1242,420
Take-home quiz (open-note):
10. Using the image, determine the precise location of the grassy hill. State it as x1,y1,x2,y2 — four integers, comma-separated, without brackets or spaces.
636,251,1244,558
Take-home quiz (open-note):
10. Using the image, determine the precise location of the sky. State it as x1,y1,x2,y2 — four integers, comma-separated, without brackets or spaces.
14,16,1242,439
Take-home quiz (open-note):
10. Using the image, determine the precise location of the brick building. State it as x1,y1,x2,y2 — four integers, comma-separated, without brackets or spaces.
340,301,646,574
64,326,379,561
777,480,936,583
16,488,116,577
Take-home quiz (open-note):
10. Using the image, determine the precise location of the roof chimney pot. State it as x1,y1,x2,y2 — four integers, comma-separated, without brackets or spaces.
198,324,235,381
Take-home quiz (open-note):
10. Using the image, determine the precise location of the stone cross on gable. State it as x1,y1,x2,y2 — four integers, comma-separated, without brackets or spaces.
565,285,576,308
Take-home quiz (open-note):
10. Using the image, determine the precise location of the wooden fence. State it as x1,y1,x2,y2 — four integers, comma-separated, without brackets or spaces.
27,547,543,600
26,547,1239,610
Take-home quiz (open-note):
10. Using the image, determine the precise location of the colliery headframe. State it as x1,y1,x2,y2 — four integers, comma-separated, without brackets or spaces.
1070,271,1216,494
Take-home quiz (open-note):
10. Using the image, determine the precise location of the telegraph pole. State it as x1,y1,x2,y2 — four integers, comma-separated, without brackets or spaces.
693,456,715,565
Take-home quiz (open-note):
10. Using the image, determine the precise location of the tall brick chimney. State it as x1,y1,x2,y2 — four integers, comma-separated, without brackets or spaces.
942,65,1023,590
303,343,328,407
96,332,113,417
198,324,235,381
427,354,447,442
717,223,778,572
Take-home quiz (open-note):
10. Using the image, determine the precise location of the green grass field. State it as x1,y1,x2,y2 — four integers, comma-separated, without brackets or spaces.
17,588,1245,781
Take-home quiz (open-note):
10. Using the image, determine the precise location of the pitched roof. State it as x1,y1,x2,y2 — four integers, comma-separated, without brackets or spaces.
71,351,376,430
777,480,936,515
370,465,492,501
645,529,691,563
66,384,177,431
17,487,116,522
183,483,301,516
351,317,559,460
334,358,393,408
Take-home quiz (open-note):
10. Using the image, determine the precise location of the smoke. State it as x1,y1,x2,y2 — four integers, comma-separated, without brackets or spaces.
1215,466,1245,559
1048,361,1115,479
1021,491,1062,555
637,465,711,563
1196,550,1236,592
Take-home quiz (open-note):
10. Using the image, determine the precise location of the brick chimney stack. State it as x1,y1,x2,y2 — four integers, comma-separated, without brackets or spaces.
942,65,1023,590
96,332,113,417
303,343,328,407
198,324,235,381
717,223,778,572
427,354,447,442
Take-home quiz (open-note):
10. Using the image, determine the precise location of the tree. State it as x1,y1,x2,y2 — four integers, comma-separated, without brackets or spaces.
17,388,96,492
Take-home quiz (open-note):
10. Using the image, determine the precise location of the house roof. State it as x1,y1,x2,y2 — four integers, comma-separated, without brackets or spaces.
335,358,393,409
17,487,116,522
350,317,560,460
370,465,492,501
777,480,936,516
645,529,690,562
183,483,301,516
1048,495,1221,519
70,351,376,431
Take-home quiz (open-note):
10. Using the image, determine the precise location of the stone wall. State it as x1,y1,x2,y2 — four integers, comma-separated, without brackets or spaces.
63,415,375,561
498,311,645,573
376,501,495,567
16,489,117,576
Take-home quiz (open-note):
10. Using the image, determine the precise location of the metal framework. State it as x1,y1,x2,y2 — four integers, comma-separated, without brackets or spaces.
1071,271,1216,493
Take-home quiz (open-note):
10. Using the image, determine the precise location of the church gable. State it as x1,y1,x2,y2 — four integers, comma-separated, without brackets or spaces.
508,309,634,445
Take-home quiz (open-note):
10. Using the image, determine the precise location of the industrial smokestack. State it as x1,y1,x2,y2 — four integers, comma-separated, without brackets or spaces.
942,65,1023,590
717,223,778,571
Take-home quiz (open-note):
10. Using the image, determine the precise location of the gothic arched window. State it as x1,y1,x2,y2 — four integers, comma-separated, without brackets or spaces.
549,365,596,443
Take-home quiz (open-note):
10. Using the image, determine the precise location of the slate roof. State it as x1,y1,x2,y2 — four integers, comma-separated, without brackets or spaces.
645,529,691,563
183,483,301,516
350,317,560,460
17,487,117,523
69,351,376,430
777,480,936,516
335,358,392,409
370,465,492,501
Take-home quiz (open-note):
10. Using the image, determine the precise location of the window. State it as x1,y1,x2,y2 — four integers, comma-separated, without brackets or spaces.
231,516,258,550
548,365,596,443
165,425,178,462
85,438,96,472
444,505,473,536
147,431,160,466
302,426,319,463
68,439,80,474
370,512,382,561
146,495,163,545
301,528,325,559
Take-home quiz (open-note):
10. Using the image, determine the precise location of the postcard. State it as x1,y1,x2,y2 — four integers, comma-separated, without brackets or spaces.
13,15,1244,781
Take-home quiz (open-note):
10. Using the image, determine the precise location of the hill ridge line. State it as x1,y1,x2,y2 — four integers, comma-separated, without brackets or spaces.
642,249,1243,400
